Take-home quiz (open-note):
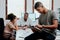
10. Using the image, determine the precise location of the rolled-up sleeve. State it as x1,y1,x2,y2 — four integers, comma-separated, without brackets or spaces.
52,12,59,20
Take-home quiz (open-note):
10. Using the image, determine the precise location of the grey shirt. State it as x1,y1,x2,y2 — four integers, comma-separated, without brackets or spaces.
38,10,58,36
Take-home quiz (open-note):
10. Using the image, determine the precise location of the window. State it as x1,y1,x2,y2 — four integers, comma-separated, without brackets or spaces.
6,0,34,19
6,0,25,18
6,0,53,20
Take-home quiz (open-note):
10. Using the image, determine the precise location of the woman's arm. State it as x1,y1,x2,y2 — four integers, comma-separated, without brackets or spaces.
15,24,18,30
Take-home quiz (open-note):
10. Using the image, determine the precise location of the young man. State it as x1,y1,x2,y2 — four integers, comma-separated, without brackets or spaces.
25,2,58,40
19,13,32,30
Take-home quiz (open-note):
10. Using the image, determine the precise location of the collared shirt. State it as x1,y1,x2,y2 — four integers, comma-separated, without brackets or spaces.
19,17,32,27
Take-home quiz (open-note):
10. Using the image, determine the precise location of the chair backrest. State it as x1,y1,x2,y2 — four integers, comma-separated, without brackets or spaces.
57,24,60,30
0,18,4,36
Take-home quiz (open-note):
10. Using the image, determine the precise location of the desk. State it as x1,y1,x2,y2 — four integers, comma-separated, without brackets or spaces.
16,28,33,40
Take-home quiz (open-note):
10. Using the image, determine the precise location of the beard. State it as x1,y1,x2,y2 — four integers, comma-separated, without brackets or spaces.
24,19,27,21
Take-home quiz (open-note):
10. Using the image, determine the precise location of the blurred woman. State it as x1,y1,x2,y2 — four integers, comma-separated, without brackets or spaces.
4,13,18,40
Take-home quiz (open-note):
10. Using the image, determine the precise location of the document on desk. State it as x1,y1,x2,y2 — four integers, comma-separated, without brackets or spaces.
16,28,33,40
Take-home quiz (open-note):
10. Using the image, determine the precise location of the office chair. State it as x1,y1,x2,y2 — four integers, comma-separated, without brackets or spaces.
0,18,5,40
57,24,60,30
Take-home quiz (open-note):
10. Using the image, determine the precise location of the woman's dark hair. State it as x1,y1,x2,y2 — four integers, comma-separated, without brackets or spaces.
8,13,16,21
34,2,43,9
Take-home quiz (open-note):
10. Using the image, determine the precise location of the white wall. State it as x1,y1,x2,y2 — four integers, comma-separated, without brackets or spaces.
54,0,60,12
0,0,54,20
27,0,33,13
0,0,5,20
8,0,25,18
54,0,60,22
0,0,6,26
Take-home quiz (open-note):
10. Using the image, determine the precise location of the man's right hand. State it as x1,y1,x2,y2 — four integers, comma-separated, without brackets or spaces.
35,24,43,29
22,25,28,30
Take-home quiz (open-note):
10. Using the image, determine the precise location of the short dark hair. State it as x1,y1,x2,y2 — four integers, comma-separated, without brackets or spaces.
34,2,43,9
8,13,16,21
24,12,28,16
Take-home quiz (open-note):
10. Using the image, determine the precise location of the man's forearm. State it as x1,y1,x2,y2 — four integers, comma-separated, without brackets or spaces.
42,25,58,29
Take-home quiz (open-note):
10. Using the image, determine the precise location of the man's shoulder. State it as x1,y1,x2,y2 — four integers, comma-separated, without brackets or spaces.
28,18,32,21
48,10,53,13
47,10,54,16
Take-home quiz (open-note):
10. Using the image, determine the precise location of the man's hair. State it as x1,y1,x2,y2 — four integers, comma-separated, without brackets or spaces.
34,2,43,9
8,13,16,21
24,12,29,16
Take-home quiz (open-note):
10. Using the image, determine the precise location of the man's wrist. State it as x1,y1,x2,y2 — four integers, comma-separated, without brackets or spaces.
42,25,45,28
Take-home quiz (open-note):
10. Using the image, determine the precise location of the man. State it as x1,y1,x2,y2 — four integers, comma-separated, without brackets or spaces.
16,13,33,40
19,13,32,30
25,2,58,40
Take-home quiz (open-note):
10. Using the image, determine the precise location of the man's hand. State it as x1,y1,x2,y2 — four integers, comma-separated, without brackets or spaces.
18,27,22,29
22,27,27,30
35,24,43,29
19,25,28,30
22,25,28,30
31,24,42,32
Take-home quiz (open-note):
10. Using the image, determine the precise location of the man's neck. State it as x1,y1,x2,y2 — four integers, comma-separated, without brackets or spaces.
43,8,48,14
45,8,48,13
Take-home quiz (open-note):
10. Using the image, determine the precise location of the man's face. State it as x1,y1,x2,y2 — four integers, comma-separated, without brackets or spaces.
24,14,28,21
36,7,44,13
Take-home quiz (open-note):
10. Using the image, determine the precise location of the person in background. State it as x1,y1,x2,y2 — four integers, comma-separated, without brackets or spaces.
19,13,32,30
25,2,58,40
4,13,18,40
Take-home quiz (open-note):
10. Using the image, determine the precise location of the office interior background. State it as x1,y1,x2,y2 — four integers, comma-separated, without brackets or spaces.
0,0,60,40
0,0,60,23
